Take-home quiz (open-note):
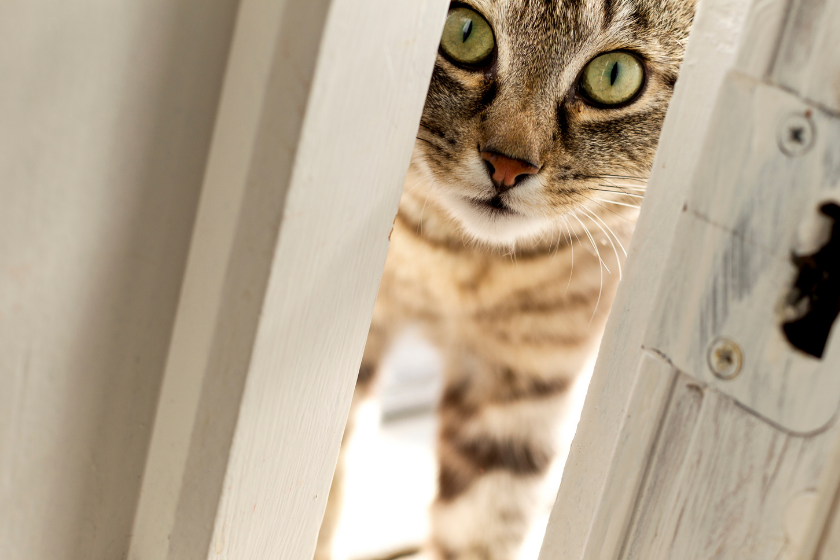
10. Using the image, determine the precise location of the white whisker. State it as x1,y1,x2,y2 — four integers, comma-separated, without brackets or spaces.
588,199,634,223
604,184,647,191
560,217,575,295
598,180,647,188
581,207,621,280
571,212,610,274
404,176,426,195
594,174,649,182
570,212,605,325
586,208,627,256
565,214,584,248
419,178,438,235
550,222,564,263
595,189,644,198
592,197,642,209
597,177,647,189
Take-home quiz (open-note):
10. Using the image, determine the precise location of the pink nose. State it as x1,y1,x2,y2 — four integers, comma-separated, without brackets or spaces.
480,151,540,192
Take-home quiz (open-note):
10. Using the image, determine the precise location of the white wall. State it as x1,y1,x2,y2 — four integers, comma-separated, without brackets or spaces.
0,2,239,558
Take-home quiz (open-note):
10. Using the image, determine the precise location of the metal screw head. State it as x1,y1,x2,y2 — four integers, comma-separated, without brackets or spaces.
707,337,743,380
778,113,815,156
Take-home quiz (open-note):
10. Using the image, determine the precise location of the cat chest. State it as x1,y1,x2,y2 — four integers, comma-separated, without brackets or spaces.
382,222,586,320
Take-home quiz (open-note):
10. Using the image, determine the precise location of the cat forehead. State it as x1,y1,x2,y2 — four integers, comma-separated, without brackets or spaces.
460,0,690,86
468,0,606,31
463,0,683,43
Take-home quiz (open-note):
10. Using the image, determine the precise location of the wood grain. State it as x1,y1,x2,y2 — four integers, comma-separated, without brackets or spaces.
772,0,840,115
580,352,677,560
816,486,840,559
621,379,839,560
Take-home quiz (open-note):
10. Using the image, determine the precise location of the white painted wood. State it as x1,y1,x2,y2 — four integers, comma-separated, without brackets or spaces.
798,431,840,560
619,373,840,560
578,352,677,560
648,77,840,432
127,0,448,559
540,0,840,557
126,1,290,556
538,0,755,556
0,2,238,559
816,488,840,559
731,0,790,79
772,0,840,115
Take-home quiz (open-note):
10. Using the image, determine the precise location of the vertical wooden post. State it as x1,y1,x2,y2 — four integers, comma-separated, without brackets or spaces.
127,1,448,559
540,0,840,558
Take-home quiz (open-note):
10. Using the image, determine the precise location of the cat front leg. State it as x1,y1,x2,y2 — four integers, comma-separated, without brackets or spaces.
427,354,581,560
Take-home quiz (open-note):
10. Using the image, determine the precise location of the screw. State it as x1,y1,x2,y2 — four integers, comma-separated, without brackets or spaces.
707,337,743,380
778,113,815,156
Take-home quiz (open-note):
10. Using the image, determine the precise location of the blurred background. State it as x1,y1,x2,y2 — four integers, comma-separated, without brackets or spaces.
1,2,239,557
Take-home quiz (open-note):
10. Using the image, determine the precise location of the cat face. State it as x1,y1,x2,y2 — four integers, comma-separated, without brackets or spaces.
414,0,696,245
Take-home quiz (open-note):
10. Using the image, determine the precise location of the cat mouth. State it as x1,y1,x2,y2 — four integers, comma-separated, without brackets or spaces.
472,195,517,215
443,191,552,244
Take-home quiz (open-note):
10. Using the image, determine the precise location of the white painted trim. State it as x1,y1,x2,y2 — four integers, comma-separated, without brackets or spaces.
128,1,448,558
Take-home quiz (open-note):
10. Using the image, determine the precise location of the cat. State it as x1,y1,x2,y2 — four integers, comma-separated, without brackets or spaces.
316,1,696,559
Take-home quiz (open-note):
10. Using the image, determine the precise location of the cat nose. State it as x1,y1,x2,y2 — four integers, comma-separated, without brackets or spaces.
480,150,540,193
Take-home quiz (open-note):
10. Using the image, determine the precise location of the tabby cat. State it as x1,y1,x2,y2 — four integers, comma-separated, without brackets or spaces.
317,0,695,558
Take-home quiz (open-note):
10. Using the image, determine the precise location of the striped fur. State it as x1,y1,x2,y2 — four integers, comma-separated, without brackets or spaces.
317,1,695,559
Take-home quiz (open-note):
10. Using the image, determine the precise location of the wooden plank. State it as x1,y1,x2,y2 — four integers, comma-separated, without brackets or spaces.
126,0,291,557
795,423,840,559
772,0,840,115
816,485,840,559
578,352,677,560
731,0,790,79
620,381,840,560
127,1,448,559
645,0,840,435
619,373,707,560
647,76,840,433
620,15,840,560
542,0,840,557
538,0,755,556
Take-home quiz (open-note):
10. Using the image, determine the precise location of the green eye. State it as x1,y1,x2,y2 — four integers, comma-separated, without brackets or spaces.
440,7,494,65
580,52,644,106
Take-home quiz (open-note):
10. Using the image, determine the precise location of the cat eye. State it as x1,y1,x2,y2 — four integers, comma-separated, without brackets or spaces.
579,52,644,106
440,6,494,66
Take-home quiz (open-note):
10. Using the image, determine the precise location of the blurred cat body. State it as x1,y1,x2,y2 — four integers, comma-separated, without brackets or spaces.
317,1,695,559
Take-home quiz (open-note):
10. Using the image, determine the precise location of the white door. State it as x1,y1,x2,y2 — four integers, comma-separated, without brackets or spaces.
539,0,840,558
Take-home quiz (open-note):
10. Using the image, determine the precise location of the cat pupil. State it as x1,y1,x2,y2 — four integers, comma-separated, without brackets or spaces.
610,62,619,85
462,19,473,42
